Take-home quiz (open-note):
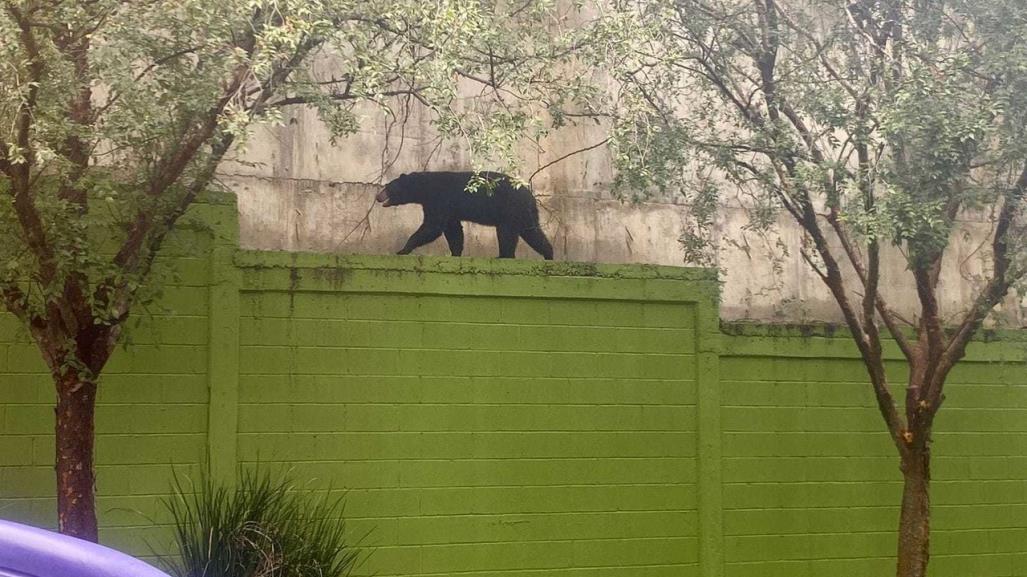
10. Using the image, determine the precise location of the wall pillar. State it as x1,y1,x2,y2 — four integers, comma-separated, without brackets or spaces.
206,245,241,485
696,295,724,577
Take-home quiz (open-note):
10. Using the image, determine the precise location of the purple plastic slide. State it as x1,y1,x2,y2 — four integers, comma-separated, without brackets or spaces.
0,519,171,577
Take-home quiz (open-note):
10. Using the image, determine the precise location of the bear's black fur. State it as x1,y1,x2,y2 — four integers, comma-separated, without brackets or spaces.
376,171,554,260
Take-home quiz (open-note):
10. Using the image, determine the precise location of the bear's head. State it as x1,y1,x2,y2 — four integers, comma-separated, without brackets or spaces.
376,173,416,207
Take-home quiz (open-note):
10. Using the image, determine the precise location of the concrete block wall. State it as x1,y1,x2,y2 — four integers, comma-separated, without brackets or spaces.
1,198,1025,575
229,253,719,577
720,328,1027,577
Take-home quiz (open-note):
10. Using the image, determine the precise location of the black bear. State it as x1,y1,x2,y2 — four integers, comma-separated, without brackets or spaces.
376,171,554,260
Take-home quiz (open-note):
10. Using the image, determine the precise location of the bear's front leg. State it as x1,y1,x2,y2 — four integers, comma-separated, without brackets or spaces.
397,223,444,255
444,221,464,256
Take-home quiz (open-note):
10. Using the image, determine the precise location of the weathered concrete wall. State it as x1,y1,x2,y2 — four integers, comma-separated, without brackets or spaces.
222,102,1026,325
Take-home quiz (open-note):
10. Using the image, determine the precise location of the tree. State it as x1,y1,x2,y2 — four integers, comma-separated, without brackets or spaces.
0,0,591,542
591,1,1027,575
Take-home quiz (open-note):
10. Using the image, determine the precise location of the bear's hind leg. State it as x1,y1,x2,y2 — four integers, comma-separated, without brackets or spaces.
520,227,554,260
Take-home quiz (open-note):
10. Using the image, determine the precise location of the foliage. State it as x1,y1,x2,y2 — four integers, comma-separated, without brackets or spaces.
589,1,1027,574
592,0,1027,274
0,0,594,376
162,469,359,577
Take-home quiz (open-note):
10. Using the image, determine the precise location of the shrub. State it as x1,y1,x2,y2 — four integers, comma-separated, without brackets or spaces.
162,469,361,577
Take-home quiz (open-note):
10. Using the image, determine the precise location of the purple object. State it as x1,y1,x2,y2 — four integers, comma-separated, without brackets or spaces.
0,519,172,577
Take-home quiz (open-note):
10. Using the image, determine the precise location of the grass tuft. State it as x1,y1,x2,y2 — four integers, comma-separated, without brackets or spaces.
161,469,361,577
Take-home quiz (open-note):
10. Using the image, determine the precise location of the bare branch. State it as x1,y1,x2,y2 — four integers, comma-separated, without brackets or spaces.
529,138,610,186
268,87,429,108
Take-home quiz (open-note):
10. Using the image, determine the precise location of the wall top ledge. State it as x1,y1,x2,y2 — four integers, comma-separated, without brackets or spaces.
234,250,718,282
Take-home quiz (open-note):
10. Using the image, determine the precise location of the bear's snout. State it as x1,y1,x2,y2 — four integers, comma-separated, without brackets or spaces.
376,188,393,206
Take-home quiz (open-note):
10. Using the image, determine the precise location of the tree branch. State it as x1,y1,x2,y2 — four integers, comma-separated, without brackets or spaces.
529,138,610,185
4,1,59,286
268,87,429,108
926,164,1027,411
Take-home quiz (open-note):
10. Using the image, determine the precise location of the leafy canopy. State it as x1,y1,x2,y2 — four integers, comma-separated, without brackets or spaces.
0,0,592,374
592,0,1027,276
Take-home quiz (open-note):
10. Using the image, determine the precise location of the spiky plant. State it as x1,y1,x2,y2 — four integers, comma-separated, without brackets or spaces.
161,469,361,577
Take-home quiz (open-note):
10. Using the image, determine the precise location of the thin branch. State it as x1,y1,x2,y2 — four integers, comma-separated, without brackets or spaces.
335,199,377,249
268,87,429,108
529,138,610,186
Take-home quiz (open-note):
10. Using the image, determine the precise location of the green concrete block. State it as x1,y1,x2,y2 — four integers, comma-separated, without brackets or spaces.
572,536,698,566
0,374,49,403
97,405,208,434
4,406,52,435
723,481,902,509
99,525,179,558
0,466,53,498
104,345,207,375
0,435,36,466
725,531,893,562
0,316,25,341
720,380,807,406
933,479,1027,505
94,433,206,465
30,435,56,466
931,552,1020,577
964,456,1027,480
126,315,209,346
149,286,208,316
723,506,896,537
151,256,210,287
723,456,900,483
935,528,1027,555
933,432,1027,457
944,383,1027,408
5,344,49,373
95,463,203,496
0,498,57,529
722,431,895,458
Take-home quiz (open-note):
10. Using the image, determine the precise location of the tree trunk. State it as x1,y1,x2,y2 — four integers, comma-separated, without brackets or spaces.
54,374,99,542
896,448,931,577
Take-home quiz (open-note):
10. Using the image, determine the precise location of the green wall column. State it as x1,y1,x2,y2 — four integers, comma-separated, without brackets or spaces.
206,245,241,485
696,292,724,577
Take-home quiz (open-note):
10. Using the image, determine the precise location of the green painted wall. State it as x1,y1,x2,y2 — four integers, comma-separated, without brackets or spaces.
229,251,719,577
0,199,1025,576
720,327,1027,577
0,202,228,556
